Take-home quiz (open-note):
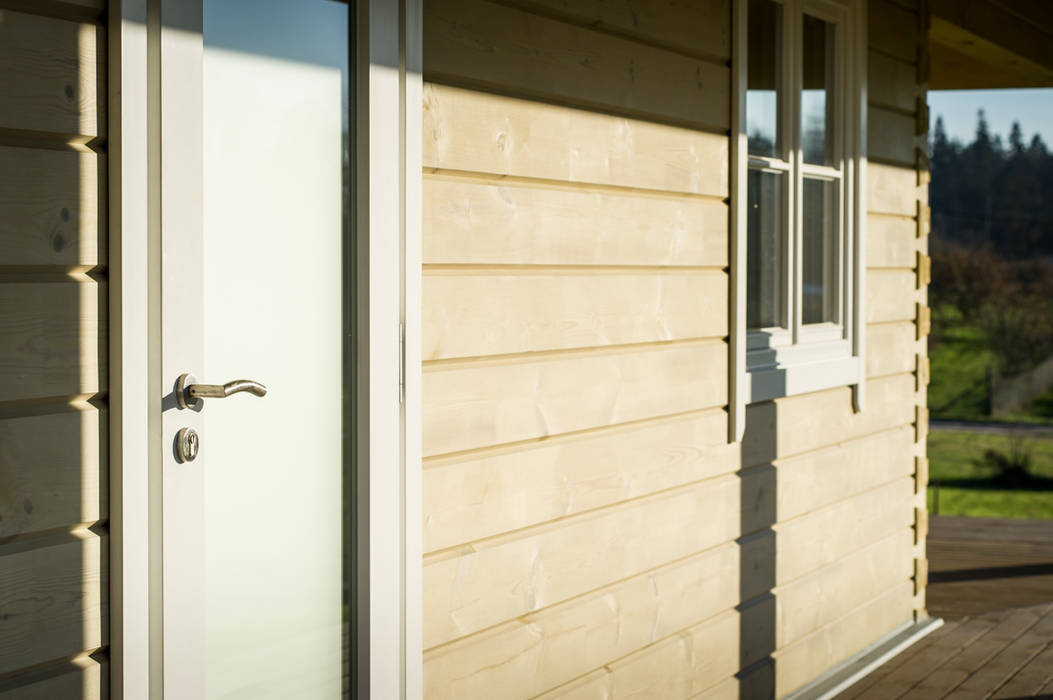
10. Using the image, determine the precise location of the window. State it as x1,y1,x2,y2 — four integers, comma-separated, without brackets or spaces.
733,0,865,410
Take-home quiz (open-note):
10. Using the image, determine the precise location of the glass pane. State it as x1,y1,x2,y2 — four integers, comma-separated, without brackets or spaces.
203,1,351,697
747,0,782,157
801,13,835,165
802,177,840,324
747,169,786,329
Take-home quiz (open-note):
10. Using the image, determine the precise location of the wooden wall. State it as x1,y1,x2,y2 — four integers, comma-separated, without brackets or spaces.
0,1,109,698
421,0,929,697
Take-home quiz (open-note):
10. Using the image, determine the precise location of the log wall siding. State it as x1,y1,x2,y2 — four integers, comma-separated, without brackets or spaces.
422,0,928,697
0,1,108,698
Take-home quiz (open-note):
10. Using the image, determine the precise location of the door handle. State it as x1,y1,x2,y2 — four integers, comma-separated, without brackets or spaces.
176,373,267,409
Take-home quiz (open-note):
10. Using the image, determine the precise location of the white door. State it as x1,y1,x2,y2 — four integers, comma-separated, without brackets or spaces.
158,1,357,697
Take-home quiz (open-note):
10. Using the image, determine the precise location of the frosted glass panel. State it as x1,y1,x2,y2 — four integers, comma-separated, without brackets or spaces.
202,1,349,698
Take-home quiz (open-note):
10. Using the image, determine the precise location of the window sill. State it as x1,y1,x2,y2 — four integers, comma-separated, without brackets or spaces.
746,354,862,404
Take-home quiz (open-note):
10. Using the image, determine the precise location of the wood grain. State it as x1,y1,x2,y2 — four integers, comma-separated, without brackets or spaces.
0,11,104,136
423,535,772,699
867,213,919,268
0,281,106,402
423,173,728,267
773,581,915,697
423,339,727,456
423,409,731,552
423,269,727,360
424,83,729,196
869,106,918,166
423,468,773,648
0,532,106,676
0,409,107,540
425,0,729,130
869,50,918,113
867,161,920,216
497,0,731,62
0,146,104,267
868,269,920,323
0,655,105,700
868,0,919,63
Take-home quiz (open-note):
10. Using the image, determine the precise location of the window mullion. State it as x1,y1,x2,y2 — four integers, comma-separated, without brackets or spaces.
789,0,803,345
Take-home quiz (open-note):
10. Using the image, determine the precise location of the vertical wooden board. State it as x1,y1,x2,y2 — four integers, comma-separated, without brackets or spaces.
866,321,917,378
0,282,107,402
868,106,917,166
498,0,731,62
775,426,915,523
422,175,729,267
741,373,917,468
0,12,103,136
868,0,919,63
867,213,917,268
423,536,773,699
0,534,106,676
868,51,919,113
867,161,918,216
423,472,763,648
775,530,914,648
423,83,729,196
0,409,107,539
0,147,104,267
775,479,915,584
0,658,105,700
424,0,729,130
423,270,728,360
422,409,733,553
774,582,915,698
423,339,727,456
868,269,918,323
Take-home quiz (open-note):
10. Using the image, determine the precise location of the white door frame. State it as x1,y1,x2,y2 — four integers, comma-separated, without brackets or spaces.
106,0,422,697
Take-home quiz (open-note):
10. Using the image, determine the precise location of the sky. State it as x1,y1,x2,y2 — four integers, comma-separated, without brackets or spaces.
928,89,1053,146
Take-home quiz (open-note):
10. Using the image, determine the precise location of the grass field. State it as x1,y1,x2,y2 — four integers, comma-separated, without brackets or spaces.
927,430,1053,519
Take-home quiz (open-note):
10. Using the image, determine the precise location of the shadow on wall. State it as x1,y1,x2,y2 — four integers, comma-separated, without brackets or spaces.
737,399,778,699
0,5,108,695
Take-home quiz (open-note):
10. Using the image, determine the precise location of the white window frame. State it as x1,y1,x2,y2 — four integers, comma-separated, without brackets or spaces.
729,0,867,440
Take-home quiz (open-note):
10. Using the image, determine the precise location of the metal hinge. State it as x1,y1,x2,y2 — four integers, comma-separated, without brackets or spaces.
399,323,405,405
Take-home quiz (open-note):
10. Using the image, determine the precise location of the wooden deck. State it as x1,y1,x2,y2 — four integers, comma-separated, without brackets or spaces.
836,517,1053,699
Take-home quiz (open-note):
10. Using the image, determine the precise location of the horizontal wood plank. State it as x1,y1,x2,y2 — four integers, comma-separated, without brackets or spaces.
0,12,103,136
0,656,104,700
424,468,773,648
0,281,107,402
423,339,727,456
775,425,915,523
773,581,915,697
0,146,104,267
423,534,773,699
867,213,918,268
868,268,919,323
0,533,106,676
423,409,732,552
424,0,729,130
868,0,919,63
869,50,918,113
423,174,729,267
424,83,729,196
867,321,918,378
423,270,727,360
869,106,917,166
867,161,919,217
0,409,107,540
775,478,915,585
742,373,917,468
775,530,914,648
498,0,731,63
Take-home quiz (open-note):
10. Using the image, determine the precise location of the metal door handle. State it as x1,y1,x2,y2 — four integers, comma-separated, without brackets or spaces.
176,373,267,409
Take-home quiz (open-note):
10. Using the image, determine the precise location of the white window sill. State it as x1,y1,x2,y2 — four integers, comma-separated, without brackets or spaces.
746,354,862,404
